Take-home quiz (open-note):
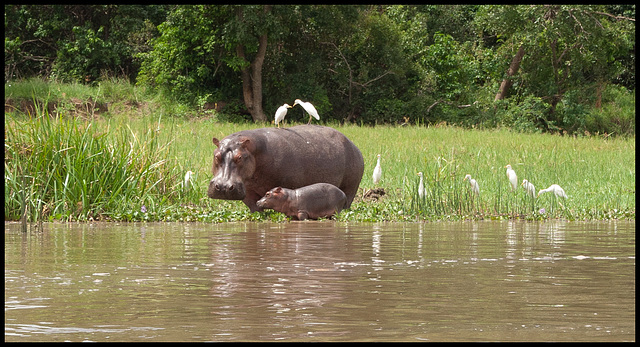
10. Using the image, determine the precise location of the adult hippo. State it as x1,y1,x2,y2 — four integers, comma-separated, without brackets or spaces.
207,125,364,212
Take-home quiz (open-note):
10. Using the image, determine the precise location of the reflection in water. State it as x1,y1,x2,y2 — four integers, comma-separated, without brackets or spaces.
4,220,635,342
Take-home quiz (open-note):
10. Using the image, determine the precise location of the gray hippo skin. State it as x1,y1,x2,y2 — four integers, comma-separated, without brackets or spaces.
256,183,347,220
207,125,364,212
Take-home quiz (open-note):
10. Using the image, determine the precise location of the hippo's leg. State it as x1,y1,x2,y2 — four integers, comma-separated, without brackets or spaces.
297,210,309,221
339,185,355,209
243,191,264,212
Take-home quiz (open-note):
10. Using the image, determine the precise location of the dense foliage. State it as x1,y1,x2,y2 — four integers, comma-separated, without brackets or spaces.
5,5,635,135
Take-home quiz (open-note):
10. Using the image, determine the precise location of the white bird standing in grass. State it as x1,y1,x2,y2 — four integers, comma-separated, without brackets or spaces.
521,179,536,198
464,174,480,196
293,99,320,124
373,154,382,185
417,172,425,199
274,103,292,128
505,164,518,192
183,170,194,194
538,184,567,199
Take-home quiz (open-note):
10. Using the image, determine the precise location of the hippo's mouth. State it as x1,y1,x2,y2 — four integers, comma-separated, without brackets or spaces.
207,179,246,200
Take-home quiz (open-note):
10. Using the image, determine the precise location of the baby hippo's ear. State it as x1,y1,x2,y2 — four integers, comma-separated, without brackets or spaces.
212,137,220,147
274,187,283,193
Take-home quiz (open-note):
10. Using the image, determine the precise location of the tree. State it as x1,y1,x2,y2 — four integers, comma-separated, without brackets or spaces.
4,5,169,82
137,6,227,102
137,5,286,122
230,5,272,122
494,44,524,101
475,5,635,131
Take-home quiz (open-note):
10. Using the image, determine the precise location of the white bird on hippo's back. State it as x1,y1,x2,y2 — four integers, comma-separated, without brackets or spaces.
293,99,320,124
274,103,292,128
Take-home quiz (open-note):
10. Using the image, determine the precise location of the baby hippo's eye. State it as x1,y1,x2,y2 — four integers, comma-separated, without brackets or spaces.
214,152,222,163
233,153,243,163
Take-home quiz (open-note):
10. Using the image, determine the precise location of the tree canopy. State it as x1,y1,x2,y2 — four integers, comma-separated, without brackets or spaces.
5,4,635,134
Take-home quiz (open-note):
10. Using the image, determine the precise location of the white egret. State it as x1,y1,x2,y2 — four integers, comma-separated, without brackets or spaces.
293,99,320,124
183,170,194,194
274,103,292,128
372,154,382,185
521,179,536,198
537,184,567,199
505,164,518,192
417,172,425,199
463,174,480,196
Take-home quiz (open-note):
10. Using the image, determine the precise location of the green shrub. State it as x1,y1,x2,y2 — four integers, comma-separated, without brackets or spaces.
52,26,121,83
494,95,550,133
585,85,635,136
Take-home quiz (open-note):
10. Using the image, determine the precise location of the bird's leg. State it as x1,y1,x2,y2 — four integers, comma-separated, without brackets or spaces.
307,115,312,125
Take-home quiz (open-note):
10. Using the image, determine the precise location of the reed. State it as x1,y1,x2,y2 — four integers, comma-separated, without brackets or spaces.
4,109,635,223
4,107,182,222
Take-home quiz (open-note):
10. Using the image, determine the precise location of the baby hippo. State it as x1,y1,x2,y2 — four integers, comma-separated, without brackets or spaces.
256,183,347,220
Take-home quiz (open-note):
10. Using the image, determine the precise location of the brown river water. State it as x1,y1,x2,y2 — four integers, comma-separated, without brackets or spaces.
4,220,635,342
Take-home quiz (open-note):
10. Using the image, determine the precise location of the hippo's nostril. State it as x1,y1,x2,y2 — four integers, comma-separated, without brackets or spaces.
228,184,234,191
215,183,223,191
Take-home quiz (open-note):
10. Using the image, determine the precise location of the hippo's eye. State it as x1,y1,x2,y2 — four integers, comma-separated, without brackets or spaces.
214,152,222,163
233,153,242,163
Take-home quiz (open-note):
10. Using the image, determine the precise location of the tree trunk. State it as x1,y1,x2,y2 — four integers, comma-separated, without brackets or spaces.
236,43,267,122
236,45,254,116
235,6,270,123
250,33,268,122
494,44,526,101
595,80,604,109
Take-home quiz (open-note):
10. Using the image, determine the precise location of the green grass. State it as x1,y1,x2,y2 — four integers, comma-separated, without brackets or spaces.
343,125,635,221
5,112,635,223
4,79,636,223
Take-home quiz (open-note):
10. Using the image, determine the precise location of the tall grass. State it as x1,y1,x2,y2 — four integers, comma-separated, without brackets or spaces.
342,124,635,221
4,107,182,222
5,77,141,105
4,84,635,223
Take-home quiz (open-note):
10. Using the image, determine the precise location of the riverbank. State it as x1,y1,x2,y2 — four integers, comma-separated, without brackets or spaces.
4,79,635,223
5,112,635,223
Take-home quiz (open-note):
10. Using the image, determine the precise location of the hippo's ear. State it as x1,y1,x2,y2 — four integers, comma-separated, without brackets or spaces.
274,187,283,193
238,137,256,152
212,137,220,147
